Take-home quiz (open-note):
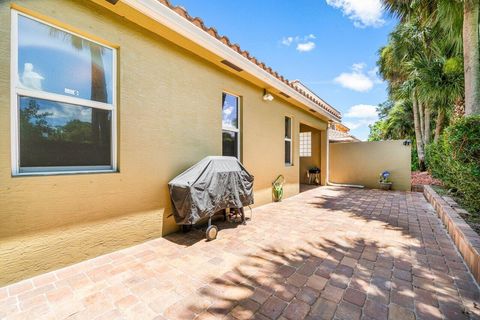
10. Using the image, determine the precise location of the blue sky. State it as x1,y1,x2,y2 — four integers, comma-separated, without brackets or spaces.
171,0,397,140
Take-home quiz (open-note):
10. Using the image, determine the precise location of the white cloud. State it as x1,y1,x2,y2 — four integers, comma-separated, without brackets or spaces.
334,72,373,92
343,121,363,130
334,63,380,92
352,62,366,72
296,42,316,52
343,104,379,131
345,104,378,118
281,34,317,52
344,119,376,130
41,103,92,126
326,0,385,28
281,36,294,46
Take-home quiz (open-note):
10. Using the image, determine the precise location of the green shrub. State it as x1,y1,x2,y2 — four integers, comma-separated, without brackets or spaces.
426,115,480,214
411,144,420,171
426,143,443,178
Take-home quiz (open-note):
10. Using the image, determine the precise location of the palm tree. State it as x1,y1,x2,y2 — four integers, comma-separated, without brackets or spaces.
414,52,464,142
376,0,468,172
382,0,479,115
377,18,434,169
383,99,414,139
463,0,480,115
49,29,110,147
89,45,110,147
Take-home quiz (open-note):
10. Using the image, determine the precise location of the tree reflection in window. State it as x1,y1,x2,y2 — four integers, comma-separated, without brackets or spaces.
19,97,111,168
46,21,110,148
222,130,238,158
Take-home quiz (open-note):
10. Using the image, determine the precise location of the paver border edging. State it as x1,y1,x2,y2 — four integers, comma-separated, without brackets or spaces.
423,185,480,284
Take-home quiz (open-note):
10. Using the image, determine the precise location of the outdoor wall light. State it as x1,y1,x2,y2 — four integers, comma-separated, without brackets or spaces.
263,89,274,102
403,140,411,146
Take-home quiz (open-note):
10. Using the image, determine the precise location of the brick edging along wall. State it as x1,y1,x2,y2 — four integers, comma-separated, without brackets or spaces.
423,185,480,284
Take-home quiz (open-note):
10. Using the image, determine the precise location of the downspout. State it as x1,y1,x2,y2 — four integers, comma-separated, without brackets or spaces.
325,125,364,189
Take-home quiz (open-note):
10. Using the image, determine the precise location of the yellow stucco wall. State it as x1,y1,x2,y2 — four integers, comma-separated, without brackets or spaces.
0,0,328,285
299,124,322,184
329,140,411,191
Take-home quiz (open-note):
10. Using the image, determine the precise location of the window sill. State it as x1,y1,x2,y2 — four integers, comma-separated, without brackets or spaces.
13,169,118,177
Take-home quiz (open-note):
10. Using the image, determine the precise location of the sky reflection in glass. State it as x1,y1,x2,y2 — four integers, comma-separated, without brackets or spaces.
222,93,238,130
17,15,113,104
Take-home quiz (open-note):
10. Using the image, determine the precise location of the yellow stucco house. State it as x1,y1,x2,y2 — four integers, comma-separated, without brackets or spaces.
0,0,352,285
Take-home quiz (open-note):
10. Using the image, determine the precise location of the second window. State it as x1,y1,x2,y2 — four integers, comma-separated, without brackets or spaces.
222,92,240,159
285,117,292,165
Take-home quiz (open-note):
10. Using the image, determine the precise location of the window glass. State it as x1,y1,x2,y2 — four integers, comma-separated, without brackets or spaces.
285,140,292,165
300,132,312,157
222,93,238,130
19,96,111,169
285,117,291,139
284,117,292,165
222,131,238,158
17,15,114,104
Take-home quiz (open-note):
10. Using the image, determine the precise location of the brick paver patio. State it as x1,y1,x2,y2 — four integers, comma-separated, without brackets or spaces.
1,187,479,319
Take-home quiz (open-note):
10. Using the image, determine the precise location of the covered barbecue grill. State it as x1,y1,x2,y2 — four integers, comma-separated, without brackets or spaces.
168,156,254,240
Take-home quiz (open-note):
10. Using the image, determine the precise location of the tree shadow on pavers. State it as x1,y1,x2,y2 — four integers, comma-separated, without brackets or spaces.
309,187,436,238
161,187,479,319
307,187,480,318
172,236,479,320
309,188,461,260
185,238,368,319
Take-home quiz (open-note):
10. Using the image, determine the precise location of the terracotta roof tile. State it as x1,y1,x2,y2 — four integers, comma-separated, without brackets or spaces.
207,28,217,37
329,130,360,142
192,18,203,28
158,1,341,119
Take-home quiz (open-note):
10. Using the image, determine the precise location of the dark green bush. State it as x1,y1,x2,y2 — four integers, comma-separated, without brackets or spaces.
426,115,480,214
411,144,420,171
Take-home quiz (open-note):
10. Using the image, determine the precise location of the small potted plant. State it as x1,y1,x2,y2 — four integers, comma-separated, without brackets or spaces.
272,175,285,202
379,171,393,190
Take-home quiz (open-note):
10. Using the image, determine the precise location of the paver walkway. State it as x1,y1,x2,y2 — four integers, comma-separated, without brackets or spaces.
1,187,479,320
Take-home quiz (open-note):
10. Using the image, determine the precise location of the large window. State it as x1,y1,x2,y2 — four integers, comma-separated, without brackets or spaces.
11,11,117,175
222,92,240,158
300,132,312,157
285,117,292,165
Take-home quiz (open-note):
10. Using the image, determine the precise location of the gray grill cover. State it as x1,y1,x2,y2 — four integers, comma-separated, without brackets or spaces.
168,156,254,225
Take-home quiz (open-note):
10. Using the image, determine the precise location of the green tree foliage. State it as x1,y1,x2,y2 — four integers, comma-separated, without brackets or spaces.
427,116,480,213
20,99,53,142
368,100,414,141
377,0,480,215
61,120,93,143
368,121,385,142
371,0,468,169
20,100,92,144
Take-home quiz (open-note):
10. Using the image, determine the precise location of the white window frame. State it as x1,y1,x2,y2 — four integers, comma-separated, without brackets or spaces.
10,10,117,176
222,92,241,160
285,116,293,166
300,131,312,157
